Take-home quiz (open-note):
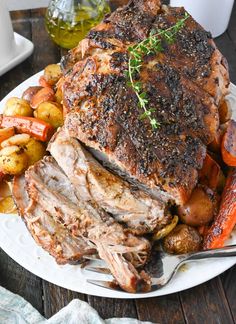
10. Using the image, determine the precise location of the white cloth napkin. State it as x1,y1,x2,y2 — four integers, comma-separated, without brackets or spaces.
0,286,153,324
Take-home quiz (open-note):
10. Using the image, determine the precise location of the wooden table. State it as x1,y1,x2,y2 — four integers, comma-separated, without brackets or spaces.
0,4,236,323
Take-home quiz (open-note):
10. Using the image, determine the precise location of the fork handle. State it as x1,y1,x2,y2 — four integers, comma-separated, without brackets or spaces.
185,244,236,262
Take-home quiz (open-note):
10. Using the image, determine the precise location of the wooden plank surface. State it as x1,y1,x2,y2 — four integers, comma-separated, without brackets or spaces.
136,294,185,324
0,249,43,314
180,277,234,324
0,3,236,323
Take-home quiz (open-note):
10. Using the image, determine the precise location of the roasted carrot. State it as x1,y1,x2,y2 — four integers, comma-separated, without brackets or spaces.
208,123,228,154
39,75,52,88
219,100,232,124
0,115,54,142
198,153,225,193
221,120,236,166
198,225,209,237
30,87,55,109
203,168,236,249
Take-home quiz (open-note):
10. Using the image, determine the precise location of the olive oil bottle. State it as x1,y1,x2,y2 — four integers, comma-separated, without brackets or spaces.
45,0,110,49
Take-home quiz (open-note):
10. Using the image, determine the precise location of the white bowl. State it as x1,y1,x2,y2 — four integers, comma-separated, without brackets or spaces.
0,0,17,66
170,0,234,38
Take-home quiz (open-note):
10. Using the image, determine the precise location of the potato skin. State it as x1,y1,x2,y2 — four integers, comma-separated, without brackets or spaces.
44,64,62,86
24,138,46,165
0,146,28,175
163,224,201,254
4,97,33,117
1,134,30,148
177,186,217,227
55,87,63,105
22,86,42,102
34,101,63,128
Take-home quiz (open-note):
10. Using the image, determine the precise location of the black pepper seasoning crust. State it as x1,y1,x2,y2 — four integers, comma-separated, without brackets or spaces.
62,2,229,204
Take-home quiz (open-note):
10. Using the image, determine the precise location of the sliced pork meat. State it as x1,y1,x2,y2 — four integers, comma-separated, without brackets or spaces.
24,157,151,292
48,130,171,235
61,0,230,205
96,242,151,293
12,176,94,264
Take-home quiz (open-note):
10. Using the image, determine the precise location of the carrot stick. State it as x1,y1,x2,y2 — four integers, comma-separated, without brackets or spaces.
203,168,236,249
30,87,55,109
0,115,54,142
221,120,236,166
198,153,225,193
39,75,52,89
198,225,209,236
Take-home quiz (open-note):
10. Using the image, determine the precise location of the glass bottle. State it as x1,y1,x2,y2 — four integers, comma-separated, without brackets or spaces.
45,0,110,49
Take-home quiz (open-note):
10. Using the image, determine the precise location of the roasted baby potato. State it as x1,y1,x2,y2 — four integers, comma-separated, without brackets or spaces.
44,64,62,86
0,128,15,144
163,224,202,254
4,97,33,117
55,87,63,105
24,138,46,165
22,86,42,102
1,134,30,148
0,196,17,214
34,101,63,128
177,186,217,227
0,145,28,175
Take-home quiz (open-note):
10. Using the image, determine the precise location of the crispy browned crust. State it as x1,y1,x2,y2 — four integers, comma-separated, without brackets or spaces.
61,1,230,205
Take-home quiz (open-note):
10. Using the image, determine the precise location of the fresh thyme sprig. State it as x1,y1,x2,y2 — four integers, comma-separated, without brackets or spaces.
126,12,189,129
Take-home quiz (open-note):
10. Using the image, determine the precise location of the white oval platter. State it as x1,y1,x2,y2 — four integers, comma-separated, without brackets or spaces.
0,71,235,299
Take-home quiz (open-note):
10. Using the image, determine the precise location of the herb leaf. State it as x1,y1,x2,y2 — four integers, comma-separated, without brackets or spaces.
126,12,189,130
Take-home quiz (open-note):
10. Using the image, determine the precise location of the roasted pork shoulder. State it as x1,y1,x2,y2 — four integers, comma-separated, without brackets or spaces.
48,130,171,235
12,0,231,293
61,0,229,205
13,156,151,292
13,175,94,264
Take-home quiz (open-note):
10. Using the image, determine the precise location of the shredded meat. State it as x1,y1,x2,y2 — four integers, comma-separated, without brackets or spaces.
48,129,171,235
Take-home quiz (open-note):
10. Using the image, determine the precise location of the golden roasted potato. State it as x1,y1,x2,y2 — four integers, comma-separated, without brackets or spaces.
44,64,62,86
163,224,202,254
22,86,42,102
0,196,17,214
1,134,30,148
4,97,33,117
34,101,63,128
24,138,46,165
0,128,15,144
177,186,217,227
55,87,63,105
0,181,11,198
0,145,28,175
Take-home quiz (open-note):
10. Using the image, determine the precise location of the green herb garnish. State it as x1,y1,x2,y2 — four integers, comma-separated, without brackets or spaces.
126,12,189,129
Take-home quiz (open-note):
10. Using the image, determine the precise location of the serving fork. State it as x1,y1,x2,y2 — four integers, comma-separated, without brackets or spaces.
84,244,236,293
